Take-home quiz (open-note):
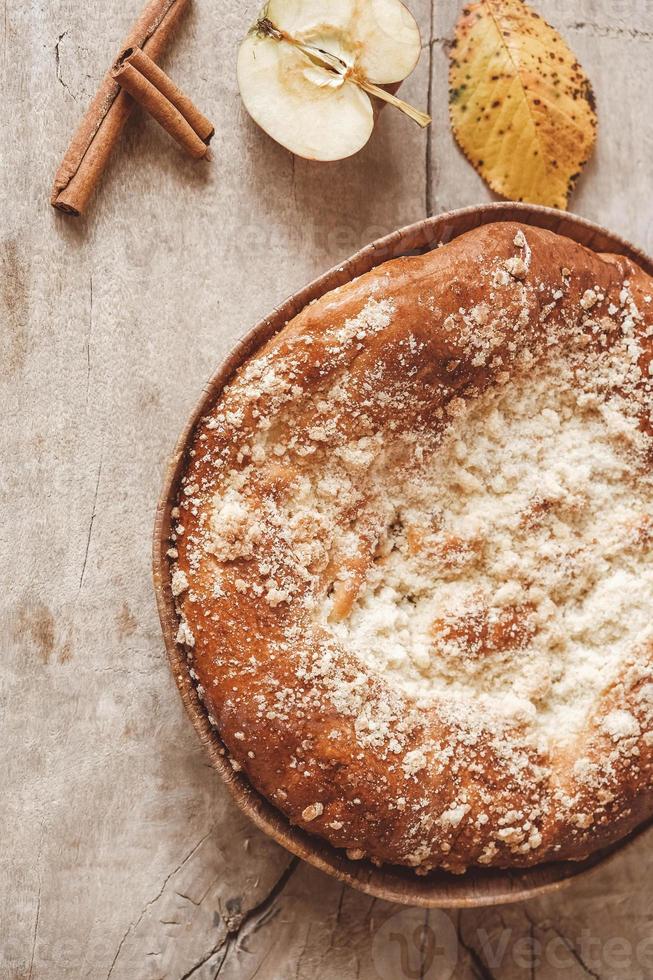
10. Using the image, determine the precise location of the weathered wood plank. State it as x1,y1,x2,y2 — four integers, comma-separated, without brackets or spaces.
1,0,652,977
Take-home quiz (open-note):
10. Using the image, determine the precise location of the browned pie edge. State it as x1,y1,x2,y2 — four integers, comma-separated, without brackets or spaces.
153,202,653,909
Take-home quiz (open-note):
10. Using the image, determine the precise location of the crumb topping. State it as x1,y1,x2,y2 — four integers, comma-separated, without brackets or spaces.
168,223,653,873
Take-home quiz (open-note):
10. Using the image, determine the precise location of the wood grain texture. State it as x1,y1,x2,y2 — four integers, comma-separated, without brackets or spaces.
1,0,652,977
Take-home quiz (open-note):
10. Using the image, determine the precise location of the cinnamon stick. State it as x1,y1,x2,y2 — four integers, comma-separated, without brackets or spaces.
111,48,213,159
51,0,190,216
118,47,214,143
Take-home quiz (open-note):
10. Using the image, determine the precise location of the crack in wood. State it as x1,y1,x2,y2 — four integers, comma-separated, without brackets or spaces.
521,908,604,980
565,20,653,41
105,829,213,979
421,36,452,48
27,826,45,980
323,881,347,957
290,155,300,214
294,918,313,979
175,859,299,980
546,922,603,980
335,882,346,928
425,0,435,218
178,940,225,980
27,880,41,980
418,908,430,980
211,857,299,977
85,273,93,406
456,911,499,980
55,30,77,100
78,452,103,593
175,889,201,907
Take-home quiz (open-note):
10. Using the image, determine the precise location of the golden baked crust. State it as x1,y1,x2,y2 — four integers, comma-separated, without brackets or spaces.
169,222,653,873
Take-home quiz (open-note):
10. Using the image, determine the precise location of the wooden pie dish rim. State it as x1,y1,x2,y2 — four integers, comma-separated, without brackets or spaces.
153,202,653,908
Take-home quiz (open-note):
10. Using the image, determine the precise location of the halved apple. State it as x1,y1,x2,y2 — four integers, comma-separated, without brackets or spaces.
237,0,429,161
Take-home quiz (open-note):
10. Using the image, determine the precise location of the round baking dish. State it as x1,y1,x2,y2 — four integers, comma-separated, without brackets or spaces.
153,202,653,908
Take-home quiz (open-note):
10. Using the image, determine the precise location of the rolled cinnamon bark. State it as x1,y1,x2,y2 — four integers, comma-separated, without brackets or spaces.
51,0,190,216
111,61,207,158
118,47,214,144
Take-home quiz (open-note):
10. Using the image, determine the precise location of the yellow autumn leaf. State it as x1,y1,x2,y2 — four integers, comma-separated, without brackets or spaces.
449,0,597,209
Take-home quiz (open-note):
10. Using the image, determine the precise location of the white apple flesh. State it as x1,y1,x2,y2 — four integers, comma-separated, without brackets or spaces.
237,0,428,161
237,31,374,161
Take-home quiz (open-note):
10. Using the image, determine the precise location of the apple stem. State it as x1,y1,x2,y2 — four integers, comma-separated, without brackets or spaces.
254,18,431,129
356,80,431,128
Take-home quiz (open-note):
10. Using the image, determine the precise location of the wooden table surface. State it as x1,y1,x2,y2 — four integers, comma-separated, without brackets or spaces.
2,1,653,977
